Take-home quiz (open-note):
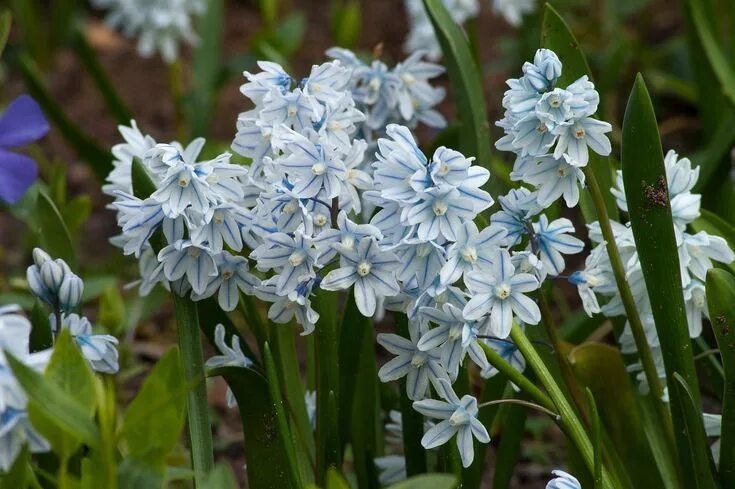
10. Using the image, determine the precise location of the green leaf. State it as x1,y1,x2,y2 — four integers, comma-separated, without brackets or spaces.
263,343,303,488
199,463,238,489
325,468,350,489
118,458,166,489
569,343,673,489
36,188,76,269
686,0,735,108
270,12,306,58
386,474,457,489
541,4,617,223
97,285,125,335
212,366,293,489
0,446,31,489
705,268,735,485
11,51,113,180
122,347,187,460
671,373,719,489
422,0,493,177
330,0,361,48
621,74,717,489
338,292,369,446
7,347,100,448
463,375,507,488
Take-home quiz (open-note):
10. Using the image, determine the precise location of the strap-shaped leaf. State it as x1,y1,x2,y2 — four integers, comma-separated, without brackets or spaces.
541,4,617,223
386,474,457,489
422,0,493,173
706,269,735,485
621,74,717,489
211,366,294,489
0,10,10,56
491,398,527,489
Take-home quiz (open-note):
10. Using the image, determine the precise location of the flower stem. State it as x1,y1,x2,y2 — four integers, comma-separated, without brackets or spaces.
172,294,214,485
168,59,187,142
583,169,669,413
478,398,560,419
510,324,616,489
478,341,555,412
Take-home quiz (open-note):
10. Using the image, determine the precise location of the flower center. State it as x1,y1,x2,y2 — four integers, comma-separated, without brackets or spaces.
548,95,562,108
187,247,201,258
288,250,306,267
328,121,342,131
433,201,448,216
437,163,450,175
495,284,511,300
283,202,296,214
310,83,322,93
402,73,415,85
536,122,548,134
341,235,355,249
311,162,327,175
448,326,462,341
222,270,233,280
287,105,298,118
449,409,469,427
574,126,586,139
213,211,224,225
411,353,426,367
313,213,328,226
357,261,371,277
416,244,431,258
178,175,190,187
461,246,478,263
556,164,568,177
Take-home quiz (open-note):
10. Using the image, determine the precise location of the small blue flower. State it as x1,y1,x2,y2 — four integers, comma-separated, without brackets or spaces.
533,215,585,276
157,240,219,295
412,378,490,468
0,95,49,204
522,49,562,92
546,470,581,489
205,324,253,408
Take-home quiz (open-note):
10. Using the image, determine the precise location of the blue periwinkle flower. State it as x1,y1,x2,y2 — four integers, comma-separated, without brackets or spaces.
0,95,49,204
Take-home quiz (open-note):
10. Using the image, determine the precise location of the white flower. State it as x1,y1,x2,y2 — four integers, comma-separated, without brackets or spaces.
321,237,400,316
191,252,259,312
52,314,120,374
441,221,508,286
412,378,490,468
464,249,541,337
157,240,219,295
532,215,585,276
250,231,317,296
377,321,449,400
205,324,253,408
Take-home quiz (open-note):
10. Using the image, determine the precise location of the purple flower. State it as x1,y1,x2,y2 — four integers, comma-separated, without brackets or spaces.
0,95,49,203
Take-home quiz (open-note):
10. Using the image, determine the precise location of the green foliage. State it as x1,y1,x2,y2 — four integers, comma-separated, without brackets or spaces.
188,0,223,137
35,188,76,269
330,0,361,48
0,10,11,56
421,0,493,181
621,74,717,488
706,269,735,485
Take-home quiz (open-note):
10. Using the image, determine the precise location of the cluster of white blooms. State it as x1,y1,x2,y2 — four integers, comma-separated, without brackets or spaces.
90,0,204,62
402,0,536,60
497,48,612,208
569,150,735,395
326,48,447,142
0,250,120,470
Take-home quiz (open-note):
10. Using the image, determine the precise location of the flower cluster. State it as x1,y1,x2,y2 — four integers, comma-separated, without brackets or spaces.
90,0,205,62
326,47,447,140
570,150,734,395
497,48,612,208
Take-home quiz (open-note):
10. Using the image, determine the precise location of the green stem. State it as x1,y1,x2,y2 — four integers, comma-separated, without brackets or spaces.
172,294,214,485
584,169,669,414
509,324,615,489
478,341,555,413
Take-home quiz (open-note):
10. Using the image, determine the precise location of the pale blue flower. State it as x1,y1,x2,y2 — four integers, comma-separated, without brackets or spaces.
428,146,472,186
703,413,722,463
279,132,347,199
157,240,218,295
510,113,557,156
418,302,490,380
260,88,318,132
375,455,406,485
491,0,535,27
533,215,585,276
190,202,252,252
464,249,541,337
321,237,400,316
305,391,317,430
535,88,573,127
684,279,707,338
147,146,212,218
522,49,562,92
373,124,428,203
552,116,612,165
377,320,449,400
441,221,508,286
546,470,581,489
52,313,119,374
254,277,320,335
205,324,253,408
241,61,292,104
26,249,83,312
412,378,489,468
312,211,382,265
520,154,585,208
316,96,365,152
338,139,372,213
191,252,258,311
566,75,599,118
490,188,542,244
480,336,525,382
250,231,317,296
395,239,446,291
403,186,477,242
110,193,165,257
682,231,735,282
303,60,351,107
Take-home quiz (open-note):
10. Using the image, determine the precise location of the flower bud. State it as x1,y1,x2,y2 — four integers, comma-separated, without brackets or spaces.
26,266,51,304
58,275,84,311
40,260,64,294
32,248,52,267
